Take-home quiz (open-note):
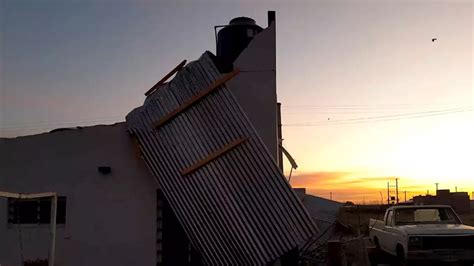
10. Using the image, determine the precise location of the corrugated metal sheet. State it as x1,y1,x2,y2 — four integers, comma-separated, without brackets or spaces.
299,193,342,247
126,52,318,265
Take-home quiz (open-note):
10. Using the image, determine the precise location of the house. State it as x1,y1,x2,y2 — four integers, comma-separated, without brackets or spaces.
1,12,319,266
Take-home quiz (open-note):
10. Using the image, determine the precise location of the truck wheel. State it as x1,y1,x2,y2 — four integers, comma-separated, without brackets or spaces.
396,245,406,266
373,237,380,250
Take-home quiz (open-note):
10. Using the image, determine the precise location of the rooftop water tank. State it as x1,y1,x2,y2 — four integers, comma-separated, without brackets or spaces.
217,17,263,68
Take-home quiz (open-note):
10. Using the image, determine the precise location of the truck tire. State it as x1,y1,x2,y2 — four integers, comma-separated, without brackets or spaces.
396,244,406,266
373,236,380,250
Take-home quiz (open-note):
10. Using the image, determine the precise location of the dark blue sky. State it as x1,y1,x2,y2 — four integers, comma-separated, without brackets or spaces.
2,1,470,137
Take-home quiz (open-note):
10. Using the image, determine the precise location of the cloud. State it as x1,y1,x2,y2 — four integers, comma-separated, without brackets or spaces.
290,171,394,188
289,171,424,203
290,171,352,189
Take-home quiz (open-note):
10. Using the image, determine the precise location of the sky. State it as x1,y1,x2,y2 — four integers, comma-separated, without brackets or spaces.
1,0,472,203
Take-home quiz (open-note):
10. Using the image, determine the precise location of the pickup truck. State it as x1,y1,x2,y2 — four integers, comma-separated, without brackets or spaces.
369,205,474,263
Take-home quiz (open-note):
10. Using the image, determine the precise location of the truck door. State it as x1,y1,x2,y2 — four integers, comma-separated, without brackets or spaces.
383,210,397,253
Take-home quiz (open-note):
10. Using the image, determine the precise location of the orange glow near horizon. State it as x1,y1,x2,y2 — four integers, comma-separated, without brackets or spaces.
284,110,474,203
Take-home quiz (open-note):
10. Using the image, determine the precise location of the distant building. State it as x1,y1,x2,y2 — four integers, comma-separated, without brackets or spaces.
413,189,470,213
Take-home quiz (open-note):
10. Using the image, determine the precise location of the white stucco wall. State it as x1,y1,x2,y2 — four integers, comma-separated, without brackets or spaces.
0,123,157,266
228,23,278,161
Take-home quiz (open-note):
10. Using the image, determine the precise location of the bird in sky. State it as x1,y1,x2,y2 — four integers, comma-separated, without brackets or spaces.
432,38,437,42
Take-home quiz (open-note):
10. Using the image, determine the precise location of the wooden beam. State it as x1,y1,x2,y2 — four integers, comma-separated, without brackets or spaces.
144,60,187,96
154,68,240,128
0,191,57,199
181,138,247,176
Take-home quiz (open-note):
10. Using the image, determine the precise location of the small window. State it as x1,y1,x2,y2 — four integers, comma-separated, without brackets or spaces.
414,209,440,222
8,197,66,224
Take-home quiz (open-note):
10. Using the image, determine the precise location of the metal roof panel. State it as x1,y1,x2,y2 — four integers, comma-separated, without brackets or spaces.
127,52,318,265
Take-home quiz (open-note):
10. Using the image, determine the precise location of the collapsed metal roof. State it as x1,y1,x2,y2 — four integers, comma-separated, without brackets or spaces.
126,52,318,265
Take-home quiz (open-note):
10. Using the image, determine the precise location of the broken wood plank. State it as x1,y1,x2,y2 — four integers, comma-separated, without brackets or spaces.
181,137,247,176
154,68,240,128
0,191,57,199
145,60,187,96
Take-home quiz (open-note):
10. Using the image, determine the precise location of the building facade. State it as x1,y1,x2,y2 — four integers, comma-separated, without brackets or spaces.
1,124,157,265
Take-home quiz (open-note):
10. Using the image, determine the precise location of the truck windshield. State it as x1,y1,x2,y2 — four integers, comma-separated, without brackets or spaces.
395,207,461,225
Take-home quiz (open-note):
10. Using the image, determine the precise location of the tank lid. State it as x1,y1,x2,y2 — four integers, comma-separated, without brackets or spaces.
229,17,256,26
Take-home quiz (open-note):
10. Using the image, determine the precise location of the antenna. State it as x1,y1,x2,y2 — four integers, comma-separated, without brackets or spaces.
387,182,390,205
395,178,399,204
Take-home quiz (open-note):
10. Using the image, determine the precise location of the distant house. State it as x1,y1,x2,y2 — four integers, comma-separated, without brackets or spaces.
413,189,471,213
1,12,320,266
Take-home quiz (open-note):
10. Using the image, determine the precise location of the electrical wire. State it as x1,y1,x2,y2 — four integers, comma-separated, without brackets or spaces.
283,107,472,127
0,116,124,131
283,103,468,109
1,115,124,128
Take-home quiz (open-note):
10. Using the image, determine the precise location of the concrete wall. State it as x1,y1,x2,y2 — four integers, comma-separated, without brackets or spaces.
0,123,157,266
228,22,278,161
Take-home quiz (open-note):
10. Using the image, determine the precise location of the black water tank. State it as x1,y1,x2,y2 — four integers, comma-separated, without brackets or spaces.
217,17,263,67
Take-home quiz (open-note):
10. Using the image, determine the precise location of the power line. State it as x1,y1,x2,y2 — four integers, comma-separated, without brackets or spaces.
0,116,124,131
283,103,468,110
283,107,472,127
282,105,472,115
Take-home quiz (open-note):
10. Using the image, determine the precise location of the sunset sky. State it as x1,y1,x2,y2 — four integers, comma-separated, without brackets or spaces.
1,0,472,203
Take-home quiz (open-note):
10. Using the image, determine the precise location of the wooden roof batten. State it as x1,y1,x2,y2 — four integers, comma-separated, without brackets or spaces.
153,69,240,129
144,60,187,96
181,137,248,176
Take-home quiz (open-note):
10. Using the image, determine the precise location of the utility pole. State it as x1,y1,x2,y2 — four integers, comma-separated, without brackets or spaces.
404,191,407,202
435,182,439,193
455,186,458,192
395,178,399,204
387,182,390,205
330,192,332,200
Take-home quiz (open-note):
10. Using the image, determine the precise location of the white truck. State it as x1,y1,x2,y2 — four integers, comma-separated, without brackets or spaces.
369,205,474,263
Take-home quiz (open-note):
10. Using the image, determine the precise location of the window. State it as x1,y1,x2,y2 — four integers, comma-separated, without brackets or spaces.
395,207,461,225
386,210,394,226
8,197,66,224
